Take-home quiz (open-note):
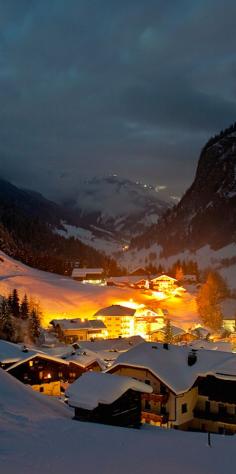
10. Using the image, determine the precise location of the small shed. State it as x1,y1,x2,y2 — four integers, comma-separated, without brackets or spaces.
66,371,152,428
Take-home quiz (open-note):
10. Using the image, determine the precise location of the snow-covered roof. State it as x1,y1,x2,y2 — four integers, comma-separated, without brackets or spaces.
77,335,144,353
0,339,38,364
107,275,150,284
94,304,136,317
150,325,185,337
6,352,69,372
72,268,104,278
151,274,177,282
66,371,153,410
108,342,236,394
61,347,105,369
51,318,106,331
189,340,233,352
191,327,210,338
221,298,236,320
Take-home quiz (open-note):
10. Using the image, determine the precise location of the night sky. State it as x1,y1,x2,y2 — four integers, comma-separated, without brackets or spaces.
0,0,236,199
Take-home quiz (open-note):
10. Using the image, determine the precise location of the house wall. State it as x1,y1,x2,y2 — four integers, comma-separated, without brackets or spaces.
8,356,69,385
223,319,236,332
96,316,134,338
31,381,61,396
73,389,142,428
173,387,198,426
109,365,175,422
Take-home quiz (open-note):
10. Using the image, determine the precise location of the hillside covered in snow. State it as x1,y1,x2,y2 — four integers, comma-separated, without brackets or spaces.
1,368,235,474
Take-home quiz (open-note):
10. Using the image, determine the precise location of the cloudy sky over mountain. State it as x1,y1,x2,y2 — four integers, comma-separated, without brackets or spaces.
0,0,236,198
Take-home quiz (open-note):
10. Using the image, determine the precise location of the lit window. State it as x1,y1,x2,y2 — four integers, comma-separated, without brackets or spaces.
29,360,34,367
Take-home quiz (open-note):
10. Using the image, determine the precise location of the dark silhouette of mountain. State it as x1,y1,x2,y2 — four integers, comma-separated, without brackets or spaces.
132,123,236,256
0,178,120,275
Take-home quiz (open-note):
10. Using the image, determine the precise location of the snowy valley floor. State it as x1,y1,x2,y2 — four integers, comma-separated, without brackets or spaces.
0,370,235,474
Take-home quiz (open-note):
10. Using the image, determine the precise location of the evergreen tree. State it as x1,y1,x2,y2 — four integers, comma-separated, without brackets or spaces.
175,266,184,282
11,289,20,317
20,294,29,319
0,296,15,342
164,318,173,343
29,308,41,343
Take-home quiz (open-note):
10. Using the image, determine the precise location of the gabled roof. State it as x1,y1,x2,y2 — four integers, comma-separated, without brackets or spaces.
0,339,38,364
108,342,236,395
94,304,136,317
72,268,103,278
50,318,106,331
66,371,153,410
61,347,105,369
151,274,177,282
6,352,69,372
150,325,185,337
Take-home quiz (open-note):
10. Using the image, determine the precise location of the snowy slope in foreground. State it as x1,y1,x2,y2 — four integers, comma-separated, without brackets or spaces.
1,369,235,474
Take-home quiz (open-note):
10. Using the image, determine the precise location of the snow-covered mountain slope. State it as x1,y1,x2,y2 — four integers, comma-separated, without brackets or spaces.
127,124,236,277
61,176,171,239
122,242,236,290
1,368,235,474
56,222,124,255
0,177,121,273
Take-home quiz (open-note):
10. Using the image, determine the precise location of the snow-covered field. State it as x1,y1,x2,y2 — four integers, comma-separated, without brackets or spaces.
0,252,168,326
1,368,235,474
0,251,201,329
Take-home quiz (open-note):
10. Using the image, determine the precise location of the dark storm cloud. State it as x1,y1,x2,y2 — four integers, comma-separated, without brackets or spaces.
0,0,236,197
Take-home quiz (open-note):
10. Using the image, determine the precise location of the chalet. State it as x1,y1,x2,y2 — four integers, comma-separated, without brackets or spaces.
149,325,187,343
134,307,165,337
6,353,69,396
150,275,177,292
107,275,150,289
93,305,136,338
191,326,210,340
50,318,107,343
221,299,236,333
66,371,153,428
107,342,236,434
61,346,105,382
71,267,104,284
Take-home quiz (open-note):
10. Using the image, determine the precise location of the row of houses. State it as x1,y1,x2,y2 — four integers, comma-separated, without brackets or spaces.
0,339,104,396
50,305,166,341
49,304,236,344
71,265,197,291
66,342,236,435
1,338,235,435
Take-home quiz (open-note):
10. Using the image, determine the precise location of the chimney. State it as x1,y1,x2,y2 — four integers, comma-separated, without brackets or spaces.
188,350,197,366
163,343,169,350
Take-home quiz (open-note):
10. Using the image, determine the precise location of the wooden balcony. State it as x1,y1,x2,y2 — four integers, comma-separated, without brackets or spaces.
193,409,236,425
141,411,168,425
142,392,169,404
